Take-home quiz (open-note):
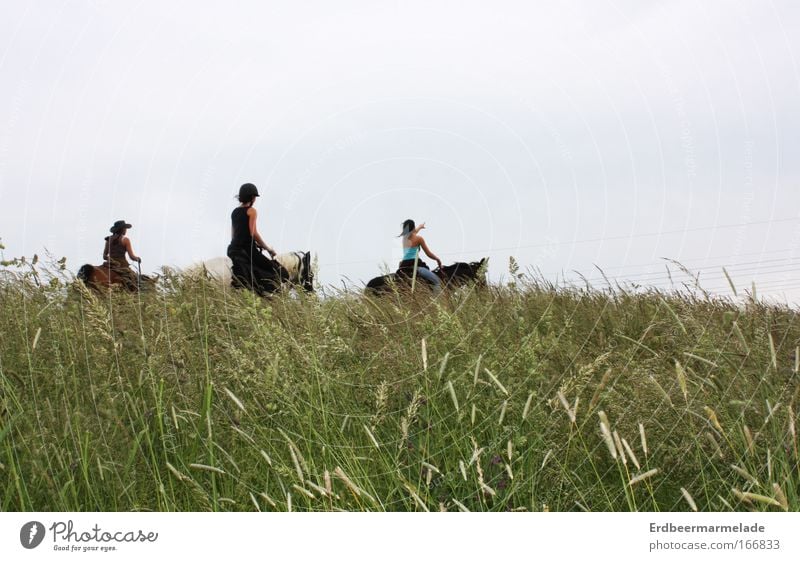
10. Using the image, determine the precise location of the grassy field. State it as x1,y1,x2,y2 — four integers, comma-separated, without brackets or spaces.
1,253,798,512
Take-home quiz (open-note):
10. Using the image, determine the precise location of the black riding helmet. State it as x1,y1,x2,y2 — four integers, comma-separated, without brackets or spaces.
239,183,260,199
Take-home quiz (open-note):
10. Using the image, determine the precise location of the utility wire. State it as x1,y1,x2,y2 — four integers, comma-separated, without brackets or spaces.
322,216,799,267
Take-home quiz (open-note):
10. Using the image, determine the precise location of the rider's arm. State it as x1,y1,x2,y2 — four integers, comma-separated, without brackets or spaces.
122,237,141,263
418,237,442,268
247,207,276,257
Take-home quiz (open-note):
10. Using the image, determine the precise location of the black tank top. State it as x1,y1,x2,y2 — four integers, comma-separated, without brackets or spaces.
230,206,254,249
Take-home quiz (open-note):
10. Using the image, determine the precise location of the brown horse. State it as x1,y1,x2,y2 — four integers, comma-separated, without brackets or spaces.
77,263,156,292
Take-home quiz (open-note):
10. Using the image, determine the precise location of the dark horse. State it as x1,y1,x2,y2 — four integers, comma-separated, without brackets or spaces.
77,263,157,292
365,258,488,295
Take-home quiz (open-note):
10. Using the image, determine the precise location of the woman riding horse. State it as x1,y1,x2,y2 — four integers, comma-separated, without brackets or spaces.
227,183,288,294
102,220,141,290
398,219,443,294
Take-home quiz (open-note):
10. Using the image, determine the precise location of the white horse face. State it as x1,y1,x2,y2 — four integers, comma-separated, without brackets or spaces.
275,252,314,292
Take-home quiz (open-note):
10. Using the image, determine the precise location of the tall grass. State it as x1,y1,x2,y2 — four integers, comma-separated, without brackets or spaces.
0,254,798,511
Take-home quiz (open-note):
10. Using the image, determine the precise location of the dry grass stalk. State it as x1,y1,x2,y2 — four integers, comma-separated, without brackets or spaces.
772,483,789,512
768,333,777,370
649,375,674,407
675,361,688,402
189,463,226,475
704,406,724,433
741,491,781,508
404,483,429,511
629,468,659,486
706,432,724,459
231,426,255,445
31,327,41,352
452,499,470,512
437,352,450,380
541,449,552,470
421,338,427,371
557,391,576,423
279,428,309,474
166,462,188,481
259,492,277,508
480,482,496,497
447,380,459,412
590,368,613,410
743,425,755,455
498,400,508,425
622,438,641,470
223,387,245,412
639,423,648,457
292,484,316,500
523,392,534,420
684,352,719,369
324,470,332,496
305,480,332,498
789,405,797,460
334,467,376,504
613,431,627,465
732,321,750,354
598,411,617,460
473,355,482,386
363,424,380,449
732,488,752,505
680,488,698,512
730,464,758,486
289,445,304,482
485,368,509,396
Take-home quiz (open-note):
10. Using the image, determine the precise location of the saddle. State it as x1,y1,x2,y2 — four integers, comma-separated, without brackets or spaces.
227,246,288,294
396,258,429,278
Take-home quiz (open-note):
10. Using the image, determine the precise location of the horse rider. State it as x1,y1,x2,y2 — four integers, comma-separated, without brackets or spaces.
398,219,443,293
227,183,287,293
103,220,141,290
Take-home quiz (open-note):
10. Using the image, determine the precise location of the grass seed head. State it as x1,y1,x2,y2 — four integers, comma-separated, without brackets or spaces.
629,468,659,486
681,488,698,512
523,392,534,420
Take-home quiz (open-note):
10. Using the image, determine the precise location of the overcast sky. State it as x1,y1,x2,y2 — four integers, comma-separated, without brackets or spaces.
1,0,798,301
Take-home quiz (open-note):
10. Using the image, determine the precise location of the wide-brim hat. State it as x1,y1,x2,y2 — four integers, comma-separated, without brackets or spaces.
110,220,133,233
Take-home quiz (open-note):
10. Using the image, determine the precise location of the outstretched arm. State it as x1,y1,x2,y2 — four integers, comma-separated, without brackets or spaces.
247,207,276,257
122,237,141,263
418,237,442,269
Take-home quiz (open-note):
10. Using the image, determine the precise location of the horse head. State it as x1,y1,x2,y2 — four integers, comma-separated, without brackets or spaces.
436,257,489,287
274,251,315,292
